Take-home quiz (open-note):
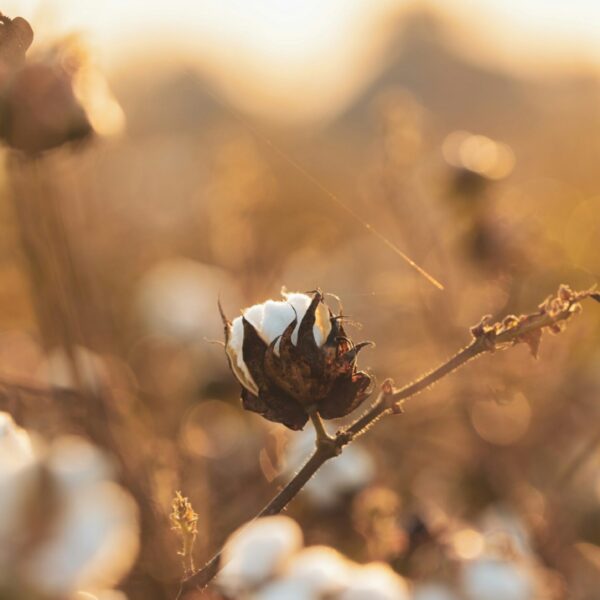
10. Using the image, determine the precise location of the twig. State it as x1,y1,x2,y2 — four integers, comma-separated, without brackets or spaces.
180,286,599,595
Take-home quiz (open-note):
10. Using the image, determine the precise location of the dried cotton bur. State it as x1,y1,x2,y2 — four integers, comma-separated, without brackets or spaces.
220,290,373,432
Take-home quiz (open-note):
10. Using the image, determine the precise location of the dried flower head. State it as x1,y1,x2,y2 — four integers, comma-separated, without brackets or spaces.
469,284,599,358
170,490,198,575
0,14,123,154
0,13,33,65
220,290,373,430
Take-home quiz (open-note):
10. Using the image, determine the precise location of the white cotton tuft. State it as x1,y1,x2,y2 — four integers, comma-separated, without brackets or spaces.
413,583,460,600
462,558,533,600
252,578,316,600
290,546,350,591
0,412,37,568
340,563,411,600
136,258,241,341
25,437,140,596
285,428,375,508
0,412,35,478
226,292,331,394
217,516,303,596
252,546,350,600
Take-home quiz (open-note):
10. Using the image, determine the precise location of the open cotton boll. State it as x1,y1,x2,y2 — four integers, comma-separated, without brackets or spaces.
462,558,533,600
285,428,375,508
217,516,303,596
340,563,411,600
136,258,241,341
478,505,533,558
0,412,37,569
25,437,139,596
413,583,460,600
252,578,317,600
0,412,34,466
273,546,351,597
227,292,332,394
253,545,351,600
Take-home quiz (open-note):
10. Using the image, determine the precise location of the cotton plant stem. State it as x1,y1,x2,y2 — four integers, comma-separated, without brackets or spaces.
180,288,598,596
179,443,338,594
180,342,484,595
343,340,485,440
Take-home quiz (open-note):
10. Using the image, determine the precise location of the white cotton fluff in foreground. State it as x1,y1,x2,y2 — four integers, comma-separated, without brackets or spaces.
25,436,140,596
285,428,375,508
251,577,316,600
340,562,411,600
339,562,410,600
227,292,332,394
0,412,37,567
462,558,533,600
413,583,460,600
0,418,139,596
217,516,303,596
254,545,351,600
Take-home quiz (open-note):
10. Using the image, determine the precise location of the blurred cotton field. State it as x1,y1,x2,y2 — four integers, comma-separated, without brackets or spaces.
1,1,600,599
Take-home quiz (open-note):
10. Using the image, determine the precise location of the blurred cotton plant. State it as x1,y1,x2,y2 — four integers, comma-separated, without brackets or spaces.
461,557,536,600
0,412,139,600
0,13,123,153
216,515,410,600
284,426,375,509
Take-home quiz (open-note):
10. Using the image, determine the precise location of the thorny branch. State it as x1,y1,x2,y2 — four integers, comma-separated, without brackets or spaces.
180,285,600,595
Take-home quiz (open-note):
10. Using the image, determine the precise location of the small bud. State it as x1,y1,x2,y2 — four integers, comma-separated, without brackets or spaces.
0,14,33,65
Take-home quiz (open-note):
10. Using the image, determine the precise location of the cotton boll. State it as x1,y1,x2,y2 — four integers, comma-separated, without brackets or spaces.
227,291,331,394
0,412,37,569
252,578,316,600
285,428,375,508
136,259,241,342
413,583,459,600
478,505,533,558
0,412,34,465
252,546,351,600
283,546,351,594
462,558,533,600
340,563,410,600
217,516,303,596
25,437,139,596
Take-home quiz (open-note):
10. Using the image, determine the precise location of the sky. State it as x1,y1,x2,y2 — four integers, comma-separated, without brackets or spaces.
3,0,600,122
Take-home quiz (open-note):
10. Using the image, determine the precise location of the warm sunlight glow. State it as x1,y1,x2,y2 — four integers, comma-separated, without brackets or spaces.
5,0,600,123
